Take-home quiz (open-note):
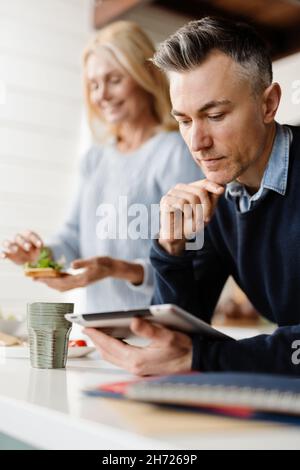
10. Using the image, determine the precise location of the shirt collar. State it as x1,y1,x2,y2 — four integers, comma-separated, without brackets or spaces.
226,123,292,202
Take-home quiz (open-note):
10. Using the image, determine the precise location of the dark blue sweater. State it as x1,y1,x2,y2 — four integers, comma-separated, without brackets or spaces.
150,125,300,376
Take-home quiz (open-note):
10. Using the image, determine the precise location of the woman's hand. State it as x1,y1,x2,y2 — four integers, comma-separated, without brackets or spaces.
1,231,43,265
35,256,144,292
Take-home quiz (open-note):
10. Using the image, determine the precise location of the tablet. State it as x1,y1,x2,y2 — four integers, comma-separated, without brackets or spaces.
65,304,232,341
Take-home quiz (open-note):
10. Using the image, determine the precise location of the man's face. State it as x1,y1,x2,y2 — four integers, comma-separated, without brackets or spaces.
169,51,268,185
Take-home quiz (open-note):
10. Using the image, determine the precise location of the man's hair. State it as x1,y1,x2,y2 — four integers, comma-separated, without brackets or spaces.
152,16,273,94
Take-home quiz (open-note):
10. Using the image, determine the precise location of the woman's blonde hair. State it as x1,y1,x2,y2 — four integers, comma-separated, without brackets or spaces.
83,20,178,140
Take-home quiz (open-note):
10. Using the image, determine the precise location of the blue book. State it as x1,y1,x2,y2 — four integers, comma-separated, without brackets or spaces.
125,372,300,419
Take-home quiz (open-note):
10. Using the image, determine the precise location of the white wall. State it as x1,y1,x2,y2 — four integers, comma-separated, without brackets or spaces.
273,52,300,125
122,3,191,43
0,0,92,318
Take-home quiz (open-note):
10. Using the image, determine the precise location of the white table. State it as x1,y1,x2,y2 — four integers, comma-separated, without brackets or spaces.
0,351,300,450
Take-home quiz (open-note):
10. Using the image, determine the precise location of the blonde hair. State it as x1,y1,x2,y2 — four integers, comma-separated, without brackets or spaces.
82,21,177,140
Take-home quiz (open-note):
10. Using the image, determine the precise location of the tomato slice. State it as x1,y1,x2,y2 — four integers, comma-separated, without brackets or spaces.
68,339,87,347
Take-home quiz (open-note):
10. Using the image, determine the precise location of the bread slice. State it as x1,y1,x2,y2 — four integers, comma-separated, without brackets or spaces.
24,267,63,278
0,331,22,346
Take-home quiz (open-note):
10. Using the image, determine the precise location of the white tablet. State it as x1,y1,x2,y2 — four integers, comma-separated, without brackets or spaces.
65,304,232,341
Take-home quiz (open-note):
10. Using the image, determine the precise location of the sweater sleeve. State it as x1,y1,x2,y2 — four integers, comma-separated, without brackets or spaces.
192,325,300,376
126,258,154,297
150,229,229,323
46,146,101,266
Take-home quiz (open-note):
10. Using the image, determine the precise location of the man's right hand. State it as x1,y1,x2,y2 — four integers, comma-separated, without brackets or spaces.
159,179,225,256
1,231,43,265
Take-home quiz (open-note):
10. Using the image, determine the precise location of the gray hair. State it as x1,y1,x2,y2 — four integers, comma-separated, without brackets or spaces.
152,17,273,94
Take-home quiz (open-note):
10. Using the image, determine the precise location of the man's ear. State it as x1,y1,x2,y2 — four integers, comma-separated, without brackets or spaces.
262,82,281,124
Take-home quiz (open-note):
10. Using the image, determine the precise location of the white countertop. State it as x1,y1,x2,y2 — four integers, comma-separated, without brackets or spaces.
1,351,300,450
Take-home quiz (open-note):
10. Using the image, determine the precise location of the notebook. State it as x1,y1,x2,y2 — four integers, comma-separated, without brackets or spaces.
125,372,300,417
83,376,257,419
83,372,300,424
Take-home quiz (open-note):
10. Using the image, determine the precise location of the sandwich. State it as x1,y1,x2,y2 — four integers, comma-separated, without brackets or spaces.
24,248,64,278
0,331,23,346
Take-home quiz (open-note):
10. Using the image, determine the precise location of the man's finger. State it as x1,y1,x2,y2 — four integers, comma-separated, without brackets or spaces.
130,317,173,342
190,179,225,195
161,194,186,212
170,187,210,225
93,345,126,369
168,187,201,206
84,327,158,375
84,328,134,361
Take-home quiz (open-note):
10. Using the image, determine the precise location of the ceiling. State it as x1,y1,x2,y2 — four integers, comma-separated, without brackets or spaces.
94,0,300,59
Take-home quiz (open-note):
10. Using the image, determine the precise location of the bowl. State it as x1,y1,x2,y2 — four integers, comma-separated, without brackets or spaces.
0,319,25,336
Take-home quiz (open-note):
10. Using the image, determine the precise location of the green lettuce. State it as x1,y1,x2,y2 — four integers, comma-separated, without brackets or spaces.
25,248,63,271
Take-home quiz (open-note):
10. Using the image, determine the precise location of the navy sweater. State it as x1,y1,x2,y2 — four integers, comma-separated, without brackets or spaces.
151,125,300,376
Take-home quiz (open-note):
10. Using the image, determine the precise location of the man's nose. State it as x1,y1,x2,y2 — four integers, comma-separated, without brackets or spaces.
190,123,213,152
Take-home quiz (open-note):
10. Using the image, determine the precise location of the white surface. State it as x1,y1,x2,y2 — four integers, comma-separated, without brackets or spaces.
0,345,96,359
0,352,300,450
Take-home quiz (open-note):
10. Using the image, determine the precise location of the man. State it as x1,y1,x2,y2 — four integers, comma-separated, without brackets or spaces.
86,17,300,376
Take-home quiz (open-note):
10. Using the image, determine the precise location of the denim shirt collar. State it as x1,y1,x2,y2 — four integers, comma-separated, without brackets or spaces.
226,123,292,211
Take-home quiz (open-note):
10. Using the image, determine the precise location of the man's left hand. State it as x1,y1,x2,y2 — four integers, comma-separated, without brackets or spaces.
84,317,193,376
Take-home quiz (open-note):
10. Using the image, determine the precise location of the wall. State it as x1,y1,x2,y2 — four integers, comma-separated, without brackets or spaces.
123,3,300,125
273,52,300,125
0,0,92,318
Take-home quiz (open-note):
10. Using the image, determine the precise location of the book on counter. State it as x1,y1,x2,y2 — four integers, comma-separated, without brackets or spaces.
84,372,300,422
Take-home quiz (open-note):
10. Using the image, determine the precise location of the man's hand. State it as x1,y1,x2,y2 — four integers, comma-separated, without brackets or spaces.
1,230,43,264
35,256,115,292
159,179,224,255
84,317,193,376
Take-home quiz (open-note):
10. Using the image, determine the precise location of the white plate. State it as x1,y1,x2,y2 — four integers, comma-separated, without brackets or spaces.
0,345,96,359
67,346,96,358
0,319,24,335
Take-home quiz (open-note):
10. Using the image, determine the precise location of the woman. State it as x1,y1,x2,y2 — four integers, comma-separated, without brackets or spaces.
1,21,201,312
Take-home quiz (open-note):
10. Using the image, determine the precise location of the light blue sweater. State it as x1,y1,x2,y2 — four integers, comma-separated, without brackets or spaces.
48,131,202,312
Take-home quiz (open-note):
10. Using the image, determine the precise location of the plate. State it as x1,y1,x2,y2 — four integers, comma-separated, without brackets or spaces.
0,345,96,359
67,346,96,358
0,319,25,336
